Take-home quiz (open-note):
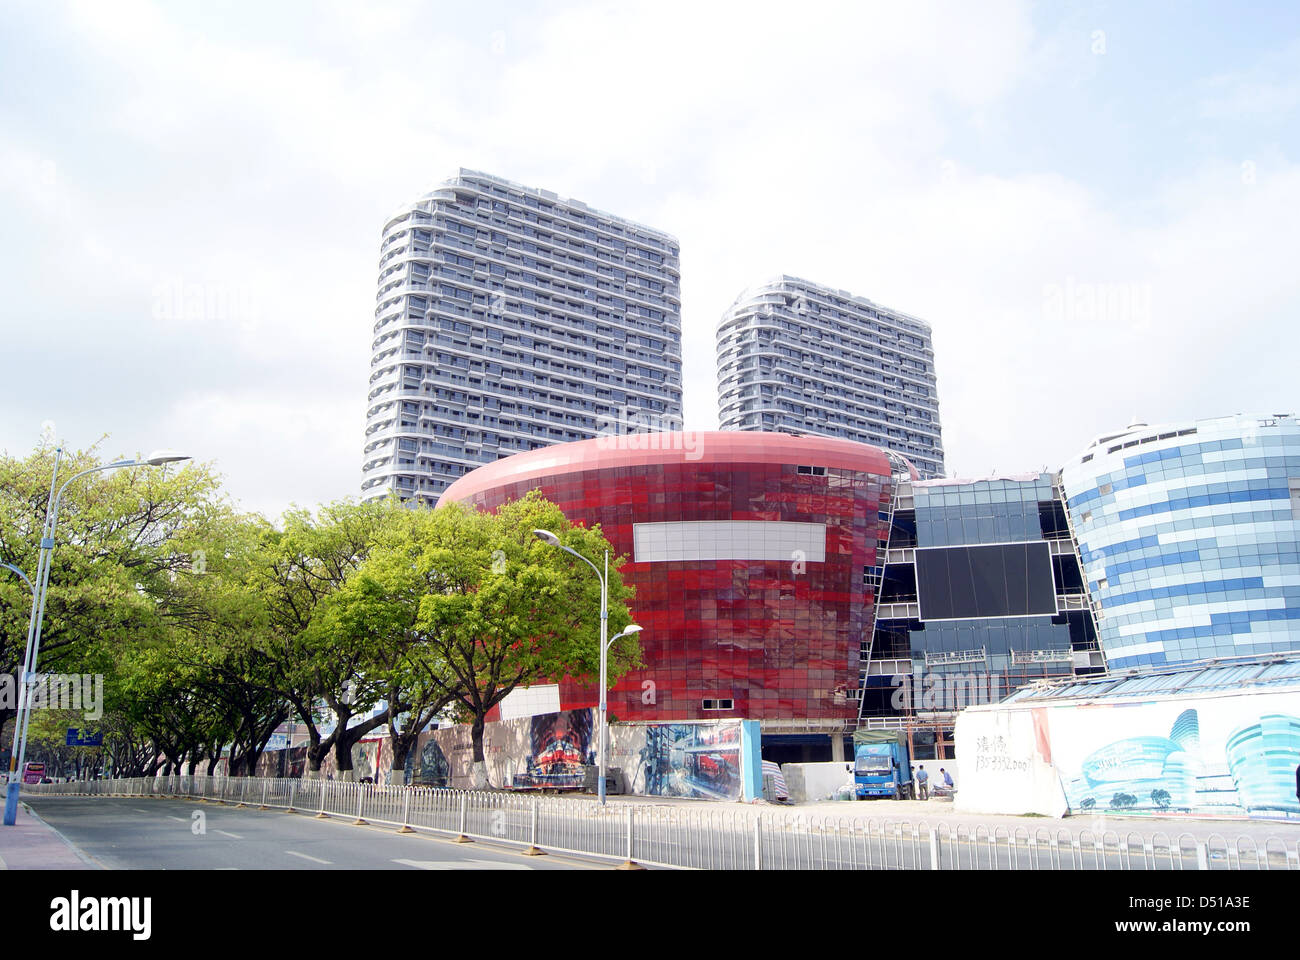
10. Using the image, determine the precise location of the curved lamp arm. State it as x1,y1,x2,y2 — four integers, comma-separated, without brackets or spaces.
532,529,604,585
0,563,33,593
606,623,642,653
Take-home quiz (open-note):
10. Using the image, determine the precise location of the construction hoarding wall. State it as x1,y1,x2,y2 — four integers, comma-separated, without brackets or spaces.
608,720,757,801
953,708,1069,817
238,714,763,800
956,686,1300,820
403,709,594,790
401,711,760,799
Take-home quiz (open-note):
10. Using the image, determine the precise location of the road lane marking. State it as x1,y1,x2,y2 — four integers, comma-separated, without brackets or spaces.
133,808,151,814
216,830,243,839
392,858,532,870
167,815,186,822
284,850,332,864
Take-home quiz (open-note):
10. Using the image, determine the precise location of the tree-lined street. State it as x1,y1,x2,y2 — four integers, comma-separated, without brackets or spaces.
0,441,640,786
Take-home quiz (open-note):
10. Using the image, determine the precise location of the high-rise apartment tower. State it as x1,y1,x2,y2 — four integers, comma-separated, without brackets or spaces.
364,169,683,505
717,276,944,478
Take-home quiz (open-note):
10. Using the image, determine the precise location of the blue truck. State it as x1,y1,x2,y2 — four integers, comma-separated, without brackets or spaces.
852,731,913,800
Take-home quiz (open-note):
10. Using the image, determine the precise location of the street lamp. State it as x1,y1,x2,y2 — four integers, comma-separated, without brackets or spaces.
0,563,35,789
0,564,33,592
4,446,191,826
532,529,641,806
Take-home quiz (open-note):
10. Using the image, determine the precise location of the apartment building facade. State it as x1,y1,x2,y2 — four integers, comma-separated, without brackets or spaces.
363,169,683,505
716,276,944,478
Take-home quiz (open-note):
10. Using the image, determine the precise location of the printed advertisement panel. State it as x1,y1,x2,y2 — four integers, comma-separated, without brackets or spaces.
610,720,744,801
1046,690,1300,819
956,687,1300,820
513,710,595,789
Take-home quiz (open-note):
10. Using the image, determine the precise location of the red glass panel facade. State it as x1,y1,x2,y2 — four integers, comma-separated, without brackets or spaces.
440,433,902,724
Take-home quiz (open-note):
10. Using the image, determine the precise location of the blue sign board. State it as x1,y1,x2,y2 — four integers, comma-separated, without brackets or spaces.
65,729,103,747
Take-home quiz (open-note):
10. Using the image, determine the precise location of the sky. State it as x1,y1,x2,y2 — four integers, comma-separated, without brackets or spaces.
1,0,1297,518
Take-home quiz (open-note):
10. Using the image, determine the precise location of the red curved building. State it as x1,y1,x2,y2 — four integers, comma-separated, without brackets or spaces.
440,432,912,753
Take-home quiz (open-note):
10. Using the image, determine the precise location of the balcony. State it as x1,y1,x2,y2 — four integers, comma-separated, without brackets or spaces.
1010,649,1074,665
859,658,913,677
923,647,988,666
875,601,920,620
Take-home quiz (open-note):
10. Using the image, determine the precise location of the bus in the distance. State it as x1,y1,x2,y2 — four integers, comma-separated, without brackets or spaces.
21,761,45,784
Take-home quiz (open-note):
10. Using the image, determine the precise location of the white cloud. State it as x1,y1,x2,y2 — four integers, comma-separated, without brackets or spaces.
1,0,1297,514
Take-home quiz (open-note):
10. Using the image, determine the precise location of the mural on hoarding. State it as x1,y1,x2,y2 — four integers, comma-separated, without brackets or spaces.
407,735,451,788
284,745,307,779
1048,696,1300,819
616,721,744,800
513,710,594,789
405,708,595,789
205,715,757,801
317,738,385,782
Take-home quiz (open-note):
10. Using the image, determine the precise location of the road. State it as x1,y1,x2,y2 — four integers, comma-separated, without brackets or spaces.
26,788,1298,870
25,797,596,870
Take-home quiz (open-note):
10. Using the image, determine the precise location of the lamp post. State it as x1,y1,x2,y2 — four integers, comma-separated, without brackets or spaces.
4,447,191,826
0,563,35,791
532,529,641,806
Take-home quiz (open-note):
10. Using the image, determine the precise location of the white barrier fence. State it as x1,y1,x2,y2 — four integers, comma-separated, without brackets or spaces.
23,776,1300,871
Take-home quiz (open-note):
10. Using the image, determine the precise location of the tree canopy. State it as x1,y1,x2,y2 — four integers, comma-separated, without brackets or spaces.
1,441,639,783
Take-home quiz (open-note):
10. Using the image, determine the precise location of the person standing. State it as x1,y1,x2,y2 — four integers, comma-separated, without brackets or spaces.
916,764,930,800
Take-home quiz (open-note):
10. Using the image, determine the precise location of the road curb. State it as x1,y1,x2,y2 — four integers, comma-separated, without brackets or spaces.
18,801,107,870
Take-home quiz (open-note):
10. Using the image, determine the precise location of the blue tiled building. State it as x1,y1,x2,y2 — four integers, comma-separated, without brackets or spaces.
1060,414,1300,671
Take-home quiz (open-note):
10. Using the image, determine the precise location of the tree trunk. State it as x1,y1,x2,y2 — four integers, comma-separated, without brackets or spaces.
333,736,354,781
388,735,413,787
471,715,485,763
302,723,330,779
470,715,490,788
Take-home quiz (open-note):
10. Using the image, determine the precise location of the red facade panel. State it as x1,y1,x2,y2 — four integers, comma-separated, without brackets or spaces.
440,433,900,724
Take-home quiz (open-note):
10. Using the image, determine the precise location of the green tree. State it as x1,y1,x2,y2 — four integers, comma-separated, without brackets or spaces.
314,506,464,785
0,440,229,753
250,499,409,779
22,708,104,780
402,490,639,785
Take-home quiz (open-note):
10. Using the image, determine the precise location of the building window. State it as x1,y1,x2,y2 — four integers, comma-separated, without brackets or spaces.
702,699,734,711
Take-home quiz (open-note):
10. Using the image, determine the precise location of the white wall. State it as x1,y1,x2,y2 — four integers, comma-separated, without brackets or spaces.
954,707,1069,817
781,761,854,802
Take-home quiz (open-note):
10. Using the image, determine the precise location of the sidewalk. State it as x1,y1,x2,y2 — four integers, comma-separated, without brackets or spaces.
0,802,98,870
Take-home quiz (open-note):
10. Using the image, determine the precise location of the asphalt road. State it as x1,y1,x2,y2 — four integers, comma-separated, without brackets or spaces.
25,797,596,870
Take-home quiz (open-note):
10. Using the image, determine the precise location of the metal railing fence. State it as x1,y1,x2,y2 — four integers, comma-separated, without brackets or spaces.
23,776,1299,871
